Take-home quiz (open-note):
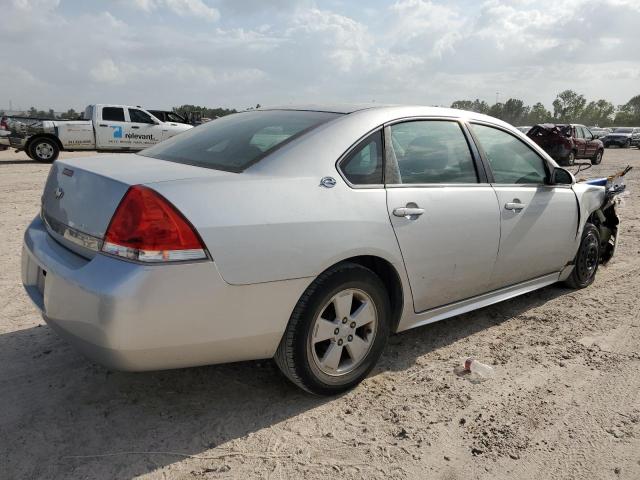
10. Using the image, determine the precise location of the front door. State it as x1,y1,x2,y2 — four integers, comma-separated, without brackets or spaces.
125,108,164,150
582,127,598,157
573,125,587,158
385,120,501,312
470,123,579,289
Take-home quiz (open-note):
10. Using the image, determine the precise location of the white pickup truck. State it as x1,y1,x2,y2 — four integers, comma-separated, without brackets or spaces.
9,104,193,162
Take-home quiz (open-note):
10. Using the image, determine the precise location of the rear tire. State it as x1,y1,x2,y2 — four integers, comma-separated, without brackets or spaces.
624,139,631,149
592,149,603,165
274,263,391,395
564,223,600,289
28,137,59,163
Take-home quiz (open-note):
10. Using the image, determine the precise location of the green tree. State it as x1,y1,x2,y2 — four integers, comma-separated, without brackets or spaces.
60,108,80,120
552,90,586,121
501,98,530,125
526,102,553,125
580,99,614,127
488,102,504,119
450,99,490,114
614,95,640,126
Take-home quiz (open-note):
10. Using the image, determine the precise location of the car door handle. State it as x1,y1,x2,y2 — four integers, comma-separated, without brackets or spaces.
393,207,425,217
131,126,140,129
98,124,108,127
505,202,526,211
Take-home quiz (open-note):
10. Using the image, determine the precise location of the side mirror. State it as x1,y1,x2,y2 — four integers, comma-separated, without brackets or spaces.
550,167,574,185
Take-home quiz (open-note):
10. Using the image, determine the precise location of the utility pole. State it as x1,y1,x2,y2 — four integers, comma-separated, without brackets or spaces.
495,92,500,105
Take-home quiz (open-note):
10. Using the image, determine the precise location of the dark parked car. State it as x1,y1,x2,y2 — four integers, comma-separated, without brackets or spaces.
600,127,640,148
147,110,193,125
527,123,603,165
589,127,611,139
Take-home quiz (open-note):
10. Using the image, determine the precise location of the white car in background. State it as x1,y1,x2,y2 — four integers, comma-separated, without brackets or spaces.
8,104,192,162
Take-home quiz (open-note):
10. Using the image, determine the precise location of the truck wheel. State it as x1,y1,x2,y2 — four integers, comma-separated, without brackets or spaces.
624,139,631,149
592,150,603,165
275,263,390,395
566,151,576,166
564,223,600,289
29,137,59,163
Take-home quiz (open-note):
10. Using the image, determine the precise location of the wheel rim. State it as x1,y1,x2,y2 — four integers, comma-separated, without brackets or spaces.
35,142,54,160
577,232,598,282
568,152,575,165
309,288,377,377
596,152,602,163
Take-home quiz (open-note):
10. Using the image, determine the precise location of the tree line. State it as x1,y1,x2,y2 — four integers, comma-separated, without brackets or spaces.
451,90,640,127
5,94,639,127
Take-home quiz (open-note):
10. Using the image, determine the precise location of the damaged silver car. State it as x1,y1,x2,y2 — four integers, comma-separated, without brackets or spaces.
21,105,628,395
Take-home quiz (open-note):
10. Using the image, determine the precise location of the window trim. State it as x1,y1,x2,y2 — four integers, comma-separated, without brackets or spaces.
382,117,485,187
467,120,554,187
101,106,125,122
335,127,385,189
128,108,155,124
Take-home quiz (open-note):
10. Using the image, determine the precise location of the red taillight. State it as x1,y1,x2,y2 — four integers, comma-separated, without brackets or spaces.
102,185,207,262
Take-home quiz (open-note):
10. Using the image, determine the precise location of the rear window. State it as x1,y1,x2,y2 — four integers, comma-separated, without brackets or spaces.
139,110,341,172
102,107,125,122
613,128,632,133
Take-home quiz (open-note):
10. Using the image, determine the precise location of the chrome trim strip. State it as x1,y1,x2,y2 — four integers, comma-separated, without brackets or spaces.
41,209,103,252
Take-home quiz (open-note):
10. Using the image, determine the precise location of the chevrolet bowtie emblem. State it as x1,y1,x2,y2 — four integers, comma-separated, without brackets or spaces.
54,187,64,200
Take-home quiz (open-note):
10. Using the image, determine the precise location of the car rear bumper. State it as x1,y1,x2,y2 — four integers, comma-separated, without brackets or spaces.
22,215,311,371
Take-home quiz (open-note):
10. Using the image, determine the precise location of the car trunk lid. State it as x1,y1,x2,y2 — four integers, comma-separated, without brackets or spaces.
41,153,233,258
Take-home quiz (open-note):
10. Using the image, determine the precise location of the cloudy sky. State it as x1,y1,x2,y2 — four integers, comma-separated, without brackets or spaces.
2,0,639,112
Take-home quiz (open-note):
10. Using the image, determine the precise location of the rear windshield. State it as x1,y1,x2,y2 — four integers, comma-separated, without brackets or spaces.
139,110,341,172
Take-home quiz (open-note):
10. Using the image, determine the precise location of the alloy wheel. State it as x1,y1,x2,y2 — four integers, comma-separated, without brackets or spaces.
309,288,377,376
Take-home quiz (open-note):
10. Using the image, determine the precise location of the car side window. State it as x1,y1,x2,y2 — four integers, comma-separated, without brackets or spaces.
388,120,477,184
471,124,548,184
340,131,383,185
102,107,125,122
129,109,154,124
575,127,584,139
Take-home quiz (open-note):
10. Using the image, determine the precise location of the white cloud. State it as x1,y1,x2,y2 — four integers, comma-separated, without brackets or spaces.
1,0,640,112
89,59,126,85
124,0,219,21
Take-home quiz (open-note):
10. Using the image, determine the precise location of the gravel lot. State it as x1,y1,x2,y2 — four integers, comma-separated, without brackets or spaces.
1,147,639,480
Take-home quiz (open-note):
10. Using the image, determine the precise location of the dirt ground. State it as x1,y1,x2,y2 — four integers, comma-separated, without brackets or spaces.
1,147,639,480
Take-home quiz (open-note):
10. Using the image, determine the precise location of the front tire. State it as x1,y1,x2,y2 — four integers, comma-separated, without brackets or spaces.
564,223,600,289
592,149,603,165
275,263,391,395
565,150,576,166
28,137,59,163
624,139,631,148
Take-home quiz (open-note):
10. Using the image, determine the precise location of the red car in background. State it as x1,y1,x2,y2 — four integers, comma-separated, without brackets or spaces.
527,123,604,165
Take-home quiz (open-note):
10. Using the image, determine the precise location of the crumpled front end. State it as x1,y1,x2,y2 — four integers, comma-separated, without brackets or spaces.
575,166,631,266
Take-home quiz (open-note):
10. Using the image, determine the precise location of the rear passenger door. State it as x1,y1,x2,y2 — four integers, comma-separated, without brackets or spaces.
95,106,127,149
385,119,501,312
470,123,578,290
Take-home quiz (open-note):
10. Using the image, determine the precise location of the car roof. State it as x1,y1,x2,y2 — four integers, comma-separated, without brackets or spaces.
256,104,515,126
257,104,393,114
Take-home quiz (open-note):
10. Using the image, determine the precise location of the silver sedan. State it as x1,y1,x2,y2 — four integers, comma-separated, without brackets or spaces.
22,105,621,395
